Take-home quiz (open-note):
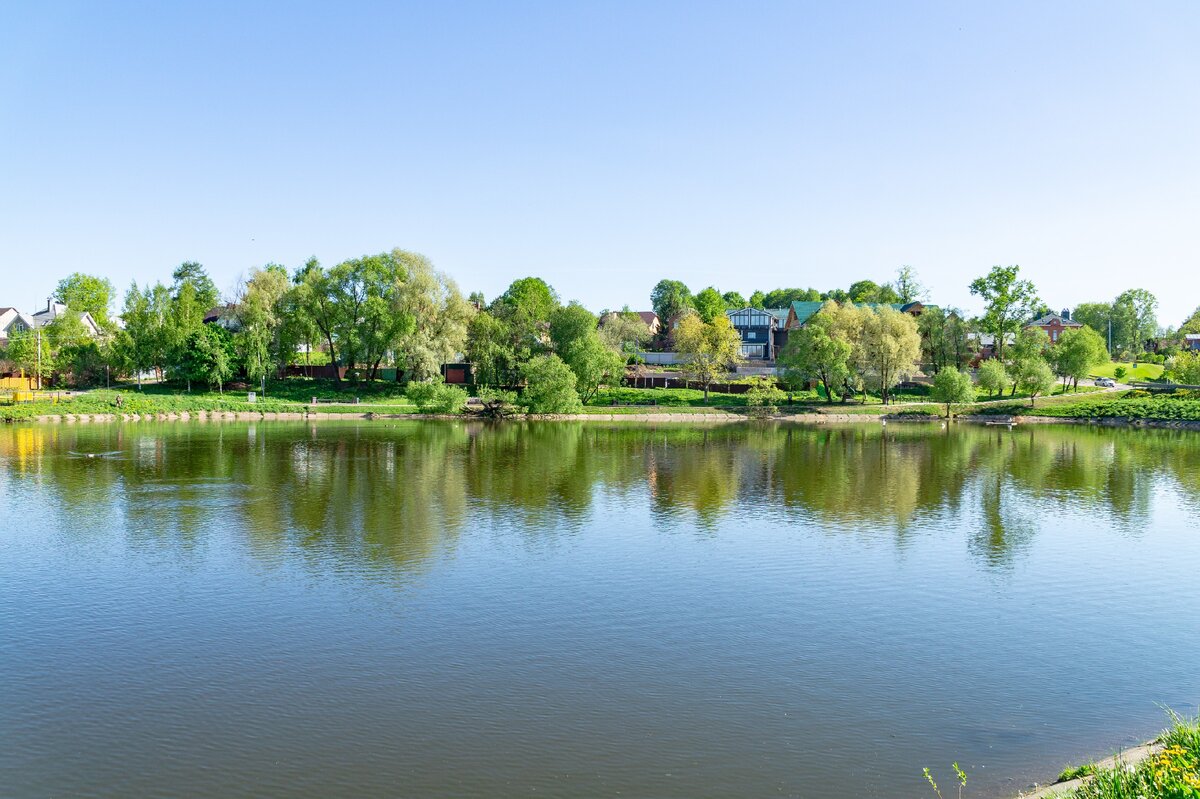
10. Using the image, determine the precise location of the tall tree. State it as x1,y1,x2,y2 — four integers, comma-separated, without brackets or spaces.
1180,306,1200,335
777,301,851,402
674,314,742,400
650,279,694,323
465,311,516,387
394,252,475,381
748,290,767,309
1007,327,1051,397
291,258,344,379
234,265,292,390
968,265,1040,360
894,266,924,304
1052,326,1108,391
722,291,747,309
549,303,623,402
858,305,921,405
1110,288,1158,357
491,277,559,361
693,287,728,322
54,273,115,327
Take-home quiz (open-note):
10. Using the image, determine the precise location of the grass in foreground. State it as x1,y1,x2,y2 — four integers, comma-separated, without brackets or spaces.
1058,713,1200,798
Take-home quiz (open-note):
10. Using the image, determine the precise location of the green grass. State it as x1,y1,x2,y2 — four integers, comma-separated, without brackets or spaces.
0,379,421,421
1058,763,1099,782
1090,361,1165,381
1056,713,1200,798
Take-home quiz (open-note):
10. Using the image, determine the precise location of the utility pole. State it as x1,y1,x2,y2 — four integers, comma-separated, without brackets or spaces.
35,327,42,391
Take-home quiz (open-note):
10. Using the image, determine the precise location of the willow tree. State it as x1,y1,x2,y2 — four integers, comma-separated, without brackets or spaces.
394,252,475,382
859,305,921,405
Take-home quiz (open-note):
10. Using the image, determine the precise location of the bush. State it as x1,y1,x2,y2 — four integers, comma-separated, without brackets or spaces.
405,377,467,414
521,354,582,414
744,376,785,417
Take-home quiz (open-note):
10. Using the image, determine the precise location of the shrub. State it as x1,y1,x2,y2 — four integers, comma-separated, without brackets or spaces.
406,377,467,414
744,376,785,417
521,354,582,414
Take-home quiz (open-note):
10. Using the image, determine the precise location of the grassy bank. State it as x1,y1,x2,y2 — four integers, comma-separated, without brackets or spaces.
1030,714,1199,798
0,380,418,421
1090,361,1165,381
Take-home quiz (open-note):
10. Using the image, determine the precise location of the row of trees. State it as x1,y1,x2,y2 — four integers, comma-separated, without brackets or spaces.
648,266,927,326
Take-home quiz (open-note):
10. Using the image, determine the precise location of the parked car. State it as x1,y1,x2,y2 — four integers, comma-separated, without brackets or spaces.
1094,377,1116,387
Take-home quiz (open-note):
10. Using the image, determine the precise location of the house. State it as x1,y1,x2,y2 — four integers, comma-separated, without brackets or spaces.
1025,309,1082,344
781,300,933,331
0,307,37,344
30,299,101,337
636,311,661,336
203,305,241,331
599,310,661,337
1186,334,1200,352
726,307,790,360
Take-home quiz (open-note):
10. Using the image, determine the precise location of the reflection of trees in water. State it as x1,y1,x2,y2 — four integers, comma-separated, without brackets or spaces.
3,422,1199,574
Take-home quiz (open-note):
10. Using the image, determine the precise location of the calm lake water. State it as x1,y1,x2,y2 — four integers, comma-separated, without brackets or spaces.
2,421,1199,798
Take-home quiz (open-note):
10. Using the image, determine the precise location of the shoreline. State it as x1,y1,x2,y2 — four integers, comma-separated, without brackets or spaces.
10,410,1200,430
1011,739,1163,798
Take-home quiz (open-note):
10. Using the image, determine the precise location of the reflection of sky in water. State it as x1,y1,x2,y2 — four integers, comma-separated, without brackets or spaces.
1,421,1199,799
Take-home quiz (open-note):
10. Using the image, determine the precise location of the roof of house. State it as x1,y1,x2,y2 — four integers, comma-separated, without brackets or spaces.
1027,312,1083,328
636,311,660,326
787,300,826,326
1185,333,1200,340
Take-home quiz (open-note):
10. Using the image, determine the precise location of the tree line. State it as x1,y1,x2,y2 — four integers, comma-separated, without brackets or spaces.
3,255,1198,407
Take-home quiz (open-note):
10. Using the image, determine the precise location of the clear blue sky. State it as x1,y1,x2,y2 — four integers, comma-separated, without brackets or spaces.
2,1,1197,325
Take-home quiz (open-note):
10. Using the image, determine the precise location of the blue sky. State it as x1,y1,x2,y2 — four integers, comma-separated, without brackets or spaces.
2,1,1197,324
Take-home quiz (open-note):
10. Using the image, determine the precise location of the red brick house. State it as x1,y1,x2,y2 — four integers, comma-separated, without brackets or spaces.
1025,310,1083,344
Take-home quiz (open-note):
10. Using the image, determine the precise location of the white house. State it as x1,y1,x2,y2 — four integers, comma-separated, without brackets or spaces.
30,299,101,337
0,307,37,344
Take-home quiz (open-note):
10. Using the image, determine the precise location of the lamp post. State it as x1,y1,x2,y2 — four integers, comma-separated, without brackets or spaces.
35,327,42,391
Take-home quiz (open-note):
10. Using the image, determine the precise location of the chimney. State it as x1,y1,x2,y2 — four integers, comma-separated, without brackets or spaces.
47,297,53,313
1061,308,1070,321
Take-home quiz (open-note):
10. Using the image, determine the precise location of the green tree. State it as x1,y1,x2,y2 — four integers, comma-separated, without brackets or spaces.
1180,306,1200,335
976,359,1008,399
178,324,234,392
859,305,921,405
549,303,624,402
968,265,1040,360
394,252,475,381
54,273,115,327
848,279,900,305
674,313,742,400
894,266,924,304
114,281,171,386
748,290,767,309
693,287,728,322
235,265,291,390
172,262,220,310
598,309,651,355
521,353,582,414
930,367,975,418
492,277,560,360
1167,350,1200,384
1006,327,1050,396
1016,358,1055,406
4,328,53,386
1052,326,1108,391
465,311,516,387
650,279,694,323
1110,288,1158,357
722,291,747,309
777,301,851,403
762,288,820,308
